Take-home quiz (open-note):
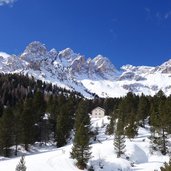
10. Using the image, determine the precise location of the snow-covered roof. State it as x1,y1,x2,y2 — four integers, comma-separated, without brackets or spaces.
92,106,105,112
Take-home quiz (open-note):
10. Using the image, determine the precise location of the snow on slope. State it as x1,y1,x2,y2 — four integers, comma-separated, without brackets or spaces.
0,116,170,171
1,42,171,98
0,52,10,58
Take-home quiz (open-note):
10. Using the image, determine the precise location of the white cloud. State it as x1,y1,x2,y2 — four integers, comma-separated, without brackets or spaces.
144,8,153,21
0,0,16,6
165,11,171,19
145,7,171,23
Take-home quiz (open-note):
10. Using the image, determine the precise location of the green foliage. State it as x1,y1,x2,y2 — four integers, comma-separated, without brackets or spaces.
106,115,115,135
15,156,26,171
56,97,76,147
149,90,170,155
2,72,171,161
20,98,35,151
125,112,138,139
114,119,126,158
70,100,92,169
137,94,149,126
0,73,83,157
0,108,14,157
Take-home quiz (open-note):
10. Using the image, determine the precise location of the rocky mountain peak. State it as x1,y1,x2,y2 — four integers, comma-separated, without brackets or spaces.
157,59,171,73
2,41,171,98
20,41,48,63
48,48,58,60
121,65,136,71
23,41,47,56
93,55,116,73
0,52,11,58
58,48,75,60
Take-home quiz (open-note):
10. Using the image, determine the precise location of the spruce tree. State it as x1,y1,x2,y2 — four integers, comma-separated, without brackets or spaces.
70,100,91,170
32,91,46,123
150,91,169,155
20,98,34,151
125,112,138,139
114,118,126,158
56,106,67,147
0,108,14,157
13,102,23,156
137,94,149,126
15,155,26,171
56,98,75,147
106,114,115,135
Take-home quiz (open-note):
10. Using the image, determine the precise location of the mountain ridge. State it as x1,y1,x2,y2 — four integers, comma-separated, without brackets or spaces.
0,41,171,98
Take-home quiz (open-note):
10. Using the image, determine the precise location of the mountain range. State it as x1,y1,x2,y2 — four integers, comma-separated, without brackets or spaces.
0,41,171,98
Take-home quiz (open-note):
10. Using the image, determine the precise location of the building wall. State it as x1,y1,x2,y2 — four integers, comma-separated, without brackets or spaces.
91,107,105,118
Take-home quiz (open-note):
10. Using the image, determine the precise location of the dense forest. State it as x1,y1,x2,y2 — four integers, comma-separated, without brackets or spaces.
0,73,84,156
1,73,171,169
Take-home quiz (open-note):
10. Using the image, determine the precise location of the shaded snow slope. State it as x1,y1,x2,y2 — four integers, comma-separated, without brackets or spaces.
0,116,170,171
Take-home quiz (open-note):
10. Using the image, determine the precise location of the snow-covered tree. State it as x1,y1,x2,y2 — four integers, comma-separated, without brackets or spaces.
114,118,126,158
15,156,26,171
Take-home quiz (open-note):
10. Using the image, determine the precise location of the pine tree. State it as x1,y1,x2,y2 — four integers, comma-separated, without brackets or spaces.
150,91,169,155
15,156,26,171
56,97,76,147
32,91,46,142
56,107,67,147
70,100,91,170
125,112,138,139
0,108,14,157
74,100,90,131
114,118,126,158
46,95,58,139
137,94,149,126
106,115,115,135
20,98,34,151
71,123,92,169
13,102,23,156
32,91,46,123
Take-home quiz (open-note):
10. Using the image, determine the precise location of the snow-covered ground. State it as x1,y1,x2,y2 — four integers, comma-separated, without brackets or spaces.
0,116,169,171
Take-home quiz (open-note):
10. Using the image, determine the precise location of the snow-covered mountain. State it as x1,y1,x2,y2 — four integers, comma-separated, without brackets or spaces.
1,41,171,98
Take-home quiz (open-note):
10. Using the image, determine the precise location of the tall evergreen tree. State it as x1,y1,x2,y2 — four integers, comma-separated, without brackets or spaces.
56,106,67,147
0,108,14,157
137,94,149,126
20,98,34,151
32,91,46,142
150,90,169,155
70,100,91,170
13,102,23,156
106,114,115,135
56,98,75,147
125,112,138,139
114,118,126,158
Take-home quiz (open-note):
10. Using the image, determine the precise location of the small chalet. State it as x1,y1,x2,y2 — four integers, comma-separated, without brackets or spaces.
91,107,105,118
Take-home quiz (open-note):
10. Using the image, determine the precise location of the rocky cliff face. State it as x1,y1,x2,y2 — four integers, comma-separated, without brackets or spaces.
0,41,171,98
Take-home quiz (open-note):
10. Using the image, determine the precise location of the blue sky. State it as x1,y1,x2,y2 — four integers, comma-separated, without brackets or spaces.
0,0,171,68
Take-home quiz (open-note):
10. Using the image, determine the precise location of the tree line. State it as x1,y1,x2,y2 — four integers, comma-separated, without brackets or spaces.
1,73,171,170
0,73,84,157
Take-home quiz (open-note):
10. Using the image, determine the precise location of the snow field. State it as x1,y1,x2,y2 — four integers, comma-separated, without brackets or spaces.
0,116,170,171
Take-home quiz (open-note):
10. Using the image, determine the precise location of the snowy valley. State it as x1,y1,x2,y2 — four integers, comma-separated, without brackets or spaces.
0,116,169,171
